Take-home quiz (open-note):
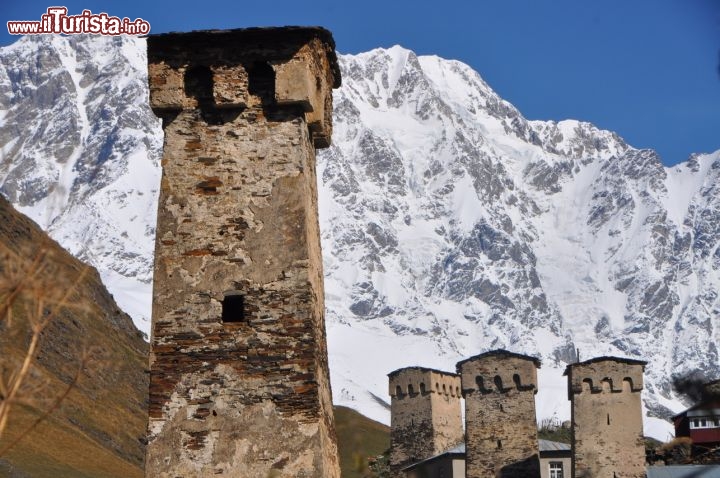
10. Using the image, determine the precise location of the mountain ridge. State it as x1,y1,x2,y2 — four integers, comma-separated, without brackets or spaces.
1,35,718,440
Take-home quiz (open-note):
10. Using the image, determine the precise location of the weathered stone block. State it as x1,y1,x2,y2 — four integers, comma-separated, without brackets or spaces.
148,62,185,110
275,58,315,110
212,65,248,108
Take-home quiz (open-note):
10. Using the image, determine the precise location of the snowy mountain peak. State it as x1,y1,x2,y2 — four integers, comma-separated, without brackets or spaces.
1,36,718,440
0,34,162,325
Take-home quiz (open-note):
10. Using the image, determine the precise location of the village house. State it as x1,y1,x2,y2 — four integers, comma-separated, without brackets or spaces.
672,379,720,461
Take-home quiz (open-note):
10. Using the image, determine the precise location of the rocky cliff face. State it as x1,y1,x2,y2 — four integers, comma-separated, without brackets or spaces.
1,35,717,438
0,34,162,330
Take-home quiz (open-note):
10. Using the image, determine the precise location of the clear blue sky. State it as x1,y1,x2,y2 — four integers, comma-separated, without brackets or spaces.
1,1,718,165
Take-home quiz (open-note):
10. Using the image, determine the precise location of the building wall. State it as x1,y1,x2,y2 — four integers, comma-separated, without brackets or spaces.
405,456,466,478
389,368,464,476
539,456,571,478
567,358,645,478
144,28,340,478
458,351,541,478
689,426,720,444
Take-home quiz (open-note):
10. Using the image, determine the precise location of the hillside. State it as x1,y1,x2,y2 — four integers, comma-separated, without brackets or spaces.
0,195,148,477
334,406,390,478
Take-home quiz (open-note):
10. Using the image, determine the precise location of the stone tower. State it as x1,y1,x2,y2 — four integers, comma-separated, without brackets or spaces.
565,356,646,478
388,367,464,476
457,349,541,478
145,27,341,478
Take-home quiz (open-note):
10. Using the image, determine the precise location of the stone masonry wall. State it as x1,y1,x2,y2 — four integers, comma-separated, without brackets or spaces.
145,27,341,478
458,350,541,478
388,367,463,476
566,358,646,478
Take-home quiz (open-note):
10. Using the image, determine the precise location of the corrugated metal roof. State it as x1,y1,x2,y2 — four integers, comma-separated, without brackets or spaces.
538,439,571,452
687,408,720,417
444,443,465,454
646,465,720,478
400,442,465,471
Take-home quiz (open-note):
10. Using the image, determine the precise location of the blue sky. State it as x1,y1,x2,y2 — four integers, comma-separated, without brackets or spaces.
1,1,718,166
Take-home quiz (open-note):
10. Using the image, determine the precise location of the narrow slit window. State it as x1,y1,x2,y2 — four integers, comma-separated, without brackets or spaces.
222,293,245,323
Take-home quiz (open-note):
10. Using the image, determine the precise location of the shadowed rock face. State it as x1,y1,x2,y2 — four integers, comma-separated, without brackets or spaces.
144,27,341,478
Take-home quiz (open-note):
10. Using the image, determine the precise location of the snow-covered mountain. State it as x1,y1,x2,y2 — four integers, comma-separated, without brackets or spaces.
1,35,718,440
0,34,162,326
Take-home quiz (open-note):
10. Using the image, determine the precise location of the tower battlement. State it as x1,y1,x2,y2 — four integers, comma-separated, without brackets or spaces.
458,349,540,396
566,356,645,396
147,26,340,147
388,366,461,399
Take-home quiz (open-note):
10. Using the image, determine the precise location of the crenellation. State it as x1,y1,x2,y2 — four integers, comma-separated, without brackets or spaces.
389,368,461,399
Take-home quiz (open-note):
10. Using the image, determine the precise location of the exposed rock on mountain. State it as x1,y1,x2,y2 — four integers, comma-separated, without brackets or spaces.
1,36,717,439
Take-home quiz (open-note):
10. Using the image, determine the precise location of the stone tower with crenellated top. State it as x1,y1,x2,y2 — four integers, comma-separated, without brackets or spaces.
144,27,341,478
457,349,541,478
565,356,646,478
388,367,464,476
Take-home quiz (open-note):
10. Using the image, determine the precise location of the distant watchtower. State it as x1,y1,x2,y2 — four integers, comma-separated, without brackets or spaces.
145,27,341,477
457,350,541,478
388,367,464,476
565,357,646,478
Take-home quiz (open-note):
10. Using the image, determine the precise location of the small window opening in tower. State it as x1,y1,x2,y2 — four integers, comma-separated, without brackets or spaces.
607,413,611,425
497,439,502,449
222,292,245,323
247,61,275,99
184,65,214,105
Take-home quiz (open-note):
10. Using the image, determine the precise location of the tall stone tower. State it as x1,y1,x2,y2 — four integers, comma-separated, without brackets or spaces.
145,27,341,478
388,367,464,476
457,350,541,478
565,357,646,478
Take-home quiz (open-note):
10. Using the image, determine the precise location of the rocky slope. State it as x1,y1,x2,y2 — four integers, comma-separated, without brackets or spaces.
0,195,148,477
0,35,718,439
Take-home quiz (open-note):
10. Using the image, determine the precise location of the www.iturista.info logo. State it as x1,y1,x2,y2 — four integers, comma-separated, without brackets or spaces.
7,7,150,36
